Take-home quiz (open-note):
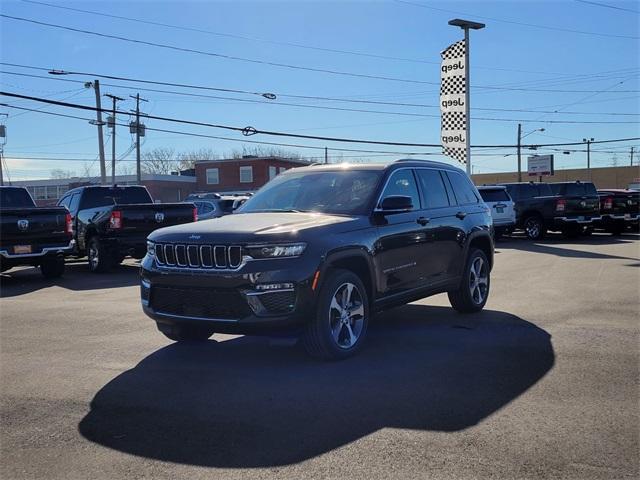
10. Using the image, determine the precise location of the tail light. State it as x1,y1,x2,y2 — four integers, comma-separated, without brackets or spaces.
193,207,198,222
556,199,566,212
109,210,123,229
603,196,613,210
65,213,73,234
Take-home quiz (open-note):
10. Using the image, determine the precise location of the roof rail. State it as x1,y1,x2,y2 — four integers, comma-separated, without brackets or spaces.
395,158,424,162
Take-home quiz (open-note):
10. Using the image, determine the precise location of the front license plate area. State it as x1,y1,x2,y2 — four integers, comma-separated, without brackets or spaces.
14,245,32,254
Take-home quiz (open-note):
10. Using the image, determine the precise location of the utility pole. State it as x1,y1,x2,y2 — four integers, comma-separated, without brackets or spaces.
0,116,6,186
583,137,594,179
89,80,107,184
517,123,522,182
324,147,328,164
130,94,148,184
448,19,485,175
631,146,635,167
105,94,125,186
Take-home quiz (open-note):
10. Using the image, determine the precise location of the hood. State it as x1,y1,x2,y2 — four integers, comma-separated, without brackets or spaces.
148,212,362,243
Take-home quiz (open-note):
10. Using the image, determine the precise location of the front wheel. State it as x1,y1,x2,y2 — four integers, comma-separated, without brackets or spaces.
303,269,369,360
87,237,112,273
448,248,490,314
40,255,65,279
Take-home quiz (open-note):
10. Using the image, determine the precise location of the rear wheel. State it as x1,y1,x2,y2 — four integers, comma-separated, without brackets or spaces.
40,255,65,279
523,215,545,240
303,269,369,360
87,236,112,273
448,249,490,314
157,323,214,342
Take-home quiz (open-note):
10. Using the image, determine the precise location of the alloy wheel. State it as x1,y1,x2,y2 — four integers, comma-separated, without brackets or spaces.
328,282,365,349
468,257,488,305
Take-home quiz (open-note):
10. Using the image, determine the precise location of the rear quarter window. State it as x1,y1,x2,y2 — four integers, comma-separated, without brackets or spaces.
447,172,479,205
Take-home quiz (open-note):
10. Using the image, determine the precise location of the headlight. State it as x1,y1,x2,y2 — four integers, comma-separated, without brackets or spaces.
246,243,306,259
147,241,155,256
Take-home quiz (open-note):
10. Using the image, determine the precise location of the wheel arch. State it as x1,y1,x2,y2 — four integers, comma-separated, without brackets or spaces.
320,247,376,304
465,231,494,270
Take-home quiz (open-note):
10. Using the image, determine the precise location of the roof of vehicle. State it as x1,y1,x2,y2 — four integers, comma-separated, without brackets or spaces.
597,188,637,193
477,185,507,190
287,159,464,173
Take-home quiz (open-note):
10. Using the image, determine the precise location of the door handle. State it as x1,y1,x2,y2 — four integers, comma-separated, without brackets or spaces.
416,216,430,226
455,211,467,220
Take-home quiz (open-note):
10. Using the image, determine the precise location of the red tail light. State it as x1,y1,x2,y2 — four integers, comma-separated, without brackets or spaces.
556,199,566,212
109,210,123,229
193,207,198,222
65,213,73,234
603,196,613,210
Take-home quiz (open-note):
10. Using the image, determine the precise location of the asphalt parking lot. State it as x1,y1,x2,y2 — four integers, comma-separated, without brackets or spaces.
1,233,638,480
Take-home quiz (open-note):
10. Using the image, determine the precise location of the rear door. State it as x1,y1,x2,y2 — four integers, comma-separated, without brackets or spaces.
414,168,462,284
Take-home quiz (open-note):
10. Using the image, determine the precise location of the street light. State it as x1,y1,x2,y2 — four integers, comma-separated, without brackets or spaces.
517,125,545,181
448,18,485,175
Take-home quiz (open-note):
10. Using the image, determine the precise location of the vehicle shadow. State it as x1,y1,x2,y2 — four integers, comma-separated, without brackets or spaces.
498,233,639,262
78,305,554,468
0,261,139,298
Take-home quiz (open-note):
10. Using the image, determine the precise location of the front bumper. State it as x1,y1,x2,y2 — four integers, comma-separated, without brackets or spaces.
139,254,318,335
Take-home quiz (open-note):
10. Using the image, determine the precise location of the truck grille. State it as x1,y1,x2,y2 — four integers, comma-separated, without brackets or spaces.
150,286,251,320
155,243,243,270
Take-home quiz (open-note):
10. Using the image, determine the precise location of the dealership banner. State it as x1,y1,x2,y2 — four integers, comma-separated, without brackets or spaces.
440,39,467,164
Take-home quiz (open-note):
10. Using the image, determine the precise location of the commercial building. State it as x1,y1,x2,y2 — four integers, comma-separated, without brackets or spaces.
193,156,311,193
7,174,197,206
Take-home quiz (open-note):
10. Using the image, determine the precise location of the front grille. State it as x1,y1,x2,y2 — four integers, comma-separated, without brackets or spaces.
150,286,251,320
154,243,243,270
259,291,296,314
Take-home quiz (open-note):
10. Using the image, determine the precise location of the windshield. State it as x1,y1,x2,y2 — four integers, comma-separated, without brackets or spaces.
81,186,152,208
239,170,382,215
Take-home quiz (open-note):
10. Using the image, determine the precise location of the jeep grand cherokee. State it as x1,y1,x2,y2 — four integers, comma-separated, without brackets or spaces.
140,159,494,359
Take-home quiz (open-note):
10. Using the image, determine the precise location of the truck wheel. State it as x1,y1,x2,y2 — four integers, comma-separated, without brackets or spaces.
40,255,65,279
523,215,544,240
448,248,490,314
87,237,112,273
157,323,214,342
303,269,369,360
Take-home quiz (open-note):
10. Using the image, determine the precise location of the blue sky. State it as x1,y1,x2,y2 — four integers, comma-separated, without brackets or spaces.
1,0,638,180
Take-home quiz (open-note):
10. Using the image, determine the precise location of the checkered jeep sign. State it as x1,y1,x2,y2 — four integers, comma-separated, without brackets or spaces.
440,39,467,164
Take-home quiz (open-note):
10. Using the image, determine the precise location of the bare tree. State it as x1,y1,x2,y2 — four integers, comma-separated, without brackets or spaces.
229,145,304,161
177,148,218,170
141,147,179,174
50,168,76,179
117,162,135,176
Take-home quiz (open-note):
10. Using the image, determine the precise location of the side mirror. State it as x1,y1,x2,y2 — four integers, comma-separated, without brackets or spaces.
379,195,413,213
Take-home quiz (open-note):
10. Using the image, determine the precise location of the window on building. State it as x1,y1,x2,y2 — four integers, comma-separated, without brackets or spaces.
269,166,277,180
279,167,287,174
240,166,253,183
206,168,219,185
46,186,59,199
33,186,46,200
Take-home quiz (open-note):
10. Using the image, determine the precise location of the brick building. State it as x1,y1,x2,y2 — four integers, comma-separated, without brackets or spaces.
194,156,311,193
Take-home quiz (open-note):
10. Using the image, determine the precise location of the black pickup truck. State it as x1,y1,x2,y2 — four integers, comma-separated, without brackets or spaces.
499,181,600,240
58,185,196,272
0,186,73,278
593,189,640,234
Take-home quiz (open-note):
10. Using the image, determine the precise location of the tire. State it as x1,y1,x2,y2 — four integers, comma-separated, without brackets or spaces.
303,268,369,360
448,248,490,314
40,255,65,279
523,215,545,240
87,236,112,273
157,323,214,342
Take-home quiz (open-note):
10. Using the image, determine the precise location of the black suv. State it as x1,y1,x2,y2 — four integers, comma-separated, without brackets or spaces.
141,160,494,359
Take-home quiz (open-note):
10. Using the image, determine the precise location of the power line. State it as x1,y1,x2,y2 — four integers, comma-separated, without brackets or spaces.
2,94,639,150
394,0,640,39
574,0,640,14
2,70,639,122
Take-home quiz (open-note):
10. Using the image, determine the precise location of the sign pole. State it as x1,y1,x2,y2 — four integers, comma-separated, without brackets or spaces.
463,26,471,175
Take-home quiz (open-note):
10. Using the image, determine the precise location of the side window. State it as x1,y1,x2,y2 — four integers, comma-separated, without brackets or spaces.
68,193,80,213
379,169,421,210
446,172,479,205
519,184,537,199
58,195,70,209
416,169,450,209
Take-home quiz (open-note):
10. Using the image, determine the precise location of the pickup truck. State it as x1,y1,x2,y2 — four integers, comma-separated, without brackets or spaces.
58,185,196,273
593,189,639,234
499,181,600,240
0,186,73,278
